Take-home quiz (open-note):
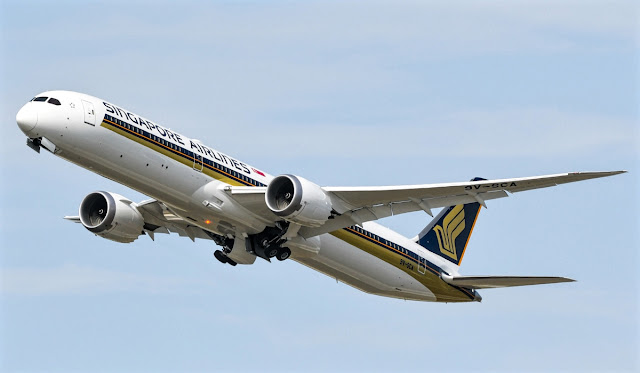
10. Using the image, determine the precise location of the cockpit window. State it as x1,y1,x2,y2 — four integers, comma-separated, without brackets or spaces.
33,97,48,102
48,98,61,105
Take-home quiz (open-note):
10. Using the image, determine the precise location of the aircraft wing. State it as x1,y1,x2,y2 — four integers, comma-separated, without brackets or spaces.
227,171,625,238
66,200,216,242
322,171,625,211
134,200,218,241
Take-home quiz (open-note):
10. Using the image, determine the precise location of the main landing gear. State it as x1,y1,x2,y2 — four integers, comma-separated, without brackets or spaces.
248,222,290,261
207,222,292,266
214,246,290,266
263,245,291,261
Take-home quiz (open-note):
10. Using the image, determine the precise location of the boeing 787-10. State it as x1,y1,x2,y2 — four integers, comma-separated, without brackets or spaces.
16,90,625,302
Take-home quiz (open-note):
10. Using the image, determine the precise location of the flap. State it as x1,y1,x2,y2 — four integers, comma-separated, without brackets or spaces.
135,199,213,241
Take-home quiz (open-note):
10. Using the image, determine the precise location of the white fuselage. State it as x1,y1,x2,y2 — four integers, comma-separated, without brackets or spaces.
17,90,478,303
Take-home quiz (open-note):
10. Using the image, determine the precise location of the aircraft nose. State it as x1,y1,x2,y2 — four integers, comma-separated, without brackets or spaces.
16,105,38,135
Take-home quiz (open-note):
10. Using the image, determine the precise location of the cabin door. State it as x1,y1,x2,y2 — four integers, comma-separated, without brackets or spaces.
81,100,95,125
193,153,204,172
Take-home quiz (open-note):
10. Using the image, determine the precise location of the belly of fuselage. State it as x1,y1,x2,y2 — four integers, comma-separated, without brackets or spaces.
293,232,475,303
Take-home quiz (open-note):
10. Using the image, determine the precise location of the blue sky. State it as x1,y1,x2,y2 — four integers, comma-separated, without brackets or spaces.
1,1,638,372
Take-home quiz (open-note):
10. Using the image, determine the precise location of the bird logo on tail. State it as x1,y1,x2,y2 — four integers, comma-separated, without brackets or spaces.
433,204,466,261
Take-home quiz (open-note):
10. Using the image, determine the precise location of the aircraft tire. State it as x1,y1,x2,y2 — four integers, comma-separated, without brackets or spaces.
214,250,228,264
266,247,279,258
276,248,291,261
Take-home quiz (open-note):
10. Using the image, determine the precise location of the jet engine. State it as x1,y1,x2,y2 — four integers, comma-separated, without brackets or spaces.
78,191,145,243
265,174,333,227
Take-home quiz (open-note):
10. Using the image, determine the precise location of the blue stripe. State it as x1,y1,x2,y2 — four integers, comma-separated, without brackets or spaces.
345,225,476,300
103,114,266,187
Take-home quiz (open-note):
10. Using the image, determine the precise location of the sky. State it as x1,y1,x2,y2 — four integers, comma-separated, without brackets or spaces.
1,1,638,372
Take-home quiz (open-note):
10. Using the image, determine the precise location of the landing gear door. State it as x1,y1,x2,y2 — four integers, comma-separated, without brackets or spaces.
226,237,256,265
81,100,96,125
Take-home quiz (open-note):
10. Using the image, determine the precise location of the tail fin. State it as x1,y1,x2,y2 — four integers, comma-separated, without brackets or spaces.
416,202,481,266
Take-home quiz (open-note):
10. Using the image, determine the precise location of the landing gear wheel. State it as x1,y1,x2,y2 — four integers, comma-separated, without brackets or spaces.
214,250,228,264
266,247,279,258
276,248,291,261
215,250,238,266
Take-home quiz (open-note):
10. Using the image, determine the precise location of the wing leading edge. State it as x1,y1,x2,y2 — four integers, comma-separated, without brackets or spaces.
322,171,626,210
225,171,625,238
297,170,626,238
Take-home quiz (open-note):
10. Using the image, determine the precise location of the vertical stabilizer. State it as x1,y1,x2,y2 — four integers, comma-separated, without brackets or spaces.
416,202,481,266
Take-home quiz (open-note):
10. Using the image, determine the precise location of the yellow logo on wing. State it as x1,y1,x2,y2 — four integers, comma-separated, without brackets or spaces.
433,205,465,261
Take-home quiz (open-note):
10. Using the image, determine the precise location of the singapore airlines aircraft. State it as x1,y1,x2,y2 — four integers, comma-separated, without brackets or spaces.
16,90,624,303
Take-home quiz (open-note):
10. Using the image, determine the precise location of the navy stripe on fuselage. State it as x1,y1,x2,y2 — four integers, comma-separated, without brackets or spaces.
345,225,476,300
102,115,266,187
347,225,441,276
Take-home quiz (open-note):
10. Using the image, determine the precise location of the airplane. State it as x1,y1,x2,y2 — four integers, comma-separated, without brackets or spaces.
15,90,625,303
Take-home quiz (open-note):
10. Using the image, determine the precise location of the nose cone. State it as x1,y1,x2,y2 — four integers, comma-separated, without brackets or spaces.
16,105,38,135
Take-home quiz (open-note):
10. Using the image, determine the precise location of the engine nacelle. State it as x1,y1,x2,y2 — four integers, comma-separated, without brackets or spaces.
79,191,145,243
265,174,332,227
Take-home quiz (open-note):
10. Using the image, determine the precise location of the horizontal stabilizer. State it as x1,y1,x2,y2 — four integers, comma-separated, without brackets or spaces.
442,275,574,289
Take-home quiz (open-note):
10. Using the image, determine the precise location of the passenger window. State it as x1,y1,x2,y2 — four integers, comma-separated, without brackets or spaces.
33,97,48,102
48,98,61,105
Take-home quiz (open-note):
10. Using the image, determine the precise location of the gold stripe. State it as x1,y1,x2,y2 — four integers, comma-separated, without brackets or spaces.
331,229,473,302
101,118,246,186
346,227,440,276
